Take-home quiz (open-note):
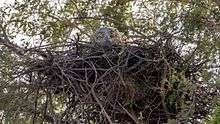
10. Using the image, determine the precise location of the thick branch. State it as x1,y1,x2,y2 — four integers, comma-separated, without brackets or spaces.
0,37,24,56
0,23,25,56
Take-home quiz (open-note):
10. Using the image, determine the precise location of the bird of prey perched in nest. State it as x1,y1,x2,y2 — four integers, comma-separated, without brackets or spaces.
90,27,127,49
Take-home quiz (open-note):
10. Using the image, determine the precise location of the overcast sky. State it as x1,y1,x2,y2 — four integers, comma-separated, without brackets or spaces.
0,0,14,7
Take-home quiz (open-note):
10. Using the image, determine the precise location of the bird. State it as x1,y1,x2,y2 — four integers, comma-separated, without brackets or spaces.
90,27,127,49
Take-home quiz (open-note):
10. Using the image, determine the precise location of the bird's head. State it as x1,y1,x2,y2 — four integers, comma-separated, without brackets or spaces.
92,27,126,46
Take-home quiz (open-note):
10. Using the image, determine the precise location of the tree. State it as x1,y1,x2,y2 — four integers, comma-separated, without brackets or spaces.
0,0,219,123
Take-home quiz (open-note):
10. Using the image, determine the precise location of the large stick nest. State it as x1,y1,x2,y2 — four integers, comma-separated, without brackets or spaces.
14,40,218,124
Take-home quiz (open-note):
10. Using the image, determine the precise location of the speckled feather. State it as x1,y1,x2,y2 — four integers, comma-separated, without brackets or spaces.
90,27,127,47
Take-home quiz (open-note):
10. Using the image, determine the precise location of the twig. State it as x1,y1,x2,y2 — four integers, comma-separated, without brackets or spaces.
32,89,39,124
118,102,142,124
91,88,113,124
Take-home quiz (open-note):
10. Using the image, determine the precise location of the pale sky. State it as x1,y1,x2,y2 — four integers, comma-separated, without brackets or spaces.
0,0,14,7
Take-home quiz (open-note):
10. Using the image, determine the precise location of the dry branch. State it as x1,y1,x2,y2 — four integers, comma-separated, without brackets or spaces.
1,34,218,123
